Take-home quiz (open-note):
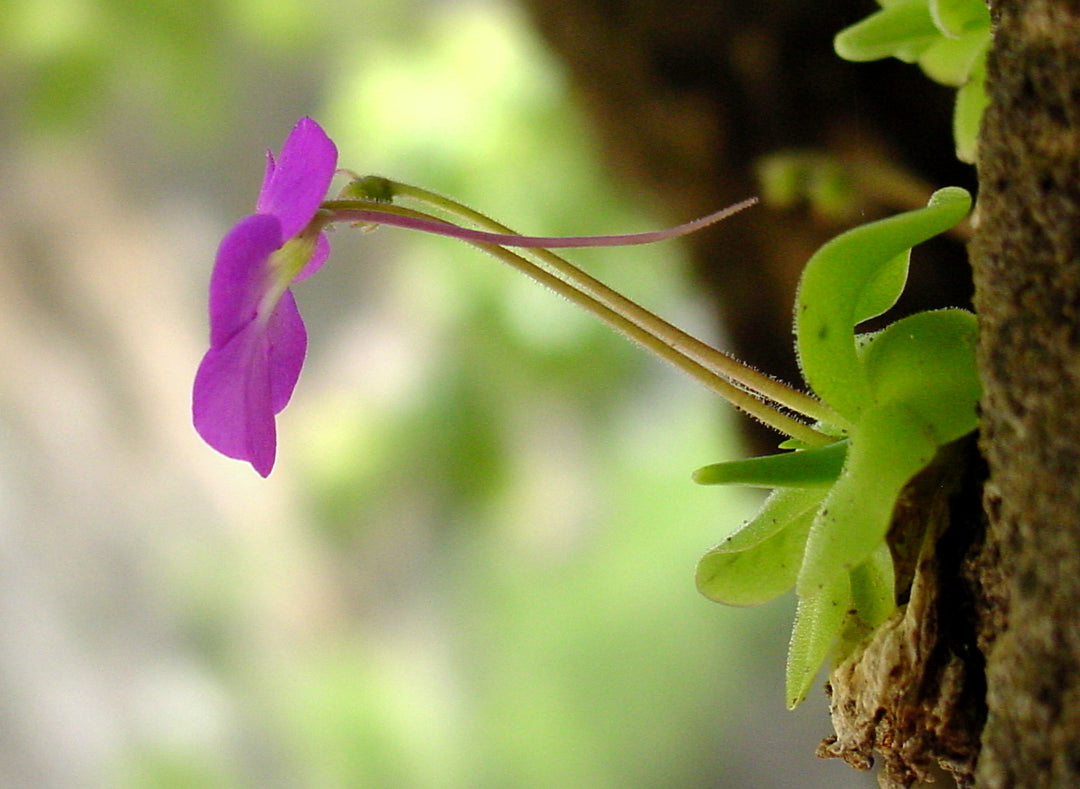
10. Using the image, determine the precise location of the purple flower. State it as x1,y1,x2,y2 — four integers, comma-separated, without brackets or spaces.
193,118,337,476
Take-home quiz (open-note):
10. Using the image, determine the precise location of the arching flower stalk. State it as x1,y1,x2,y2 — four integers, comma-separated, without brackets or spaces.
194,118,839,475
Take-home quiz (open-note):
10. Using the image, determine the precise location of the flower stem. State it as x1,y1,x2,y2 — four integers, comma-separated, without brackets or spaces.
468,240,829,444
391,182,846,426
323,180,849,443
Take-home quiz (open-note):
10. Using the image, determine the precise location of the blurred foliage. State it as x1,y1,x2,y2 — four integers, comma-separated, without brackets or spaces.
0,0,871,787
1,0,327,137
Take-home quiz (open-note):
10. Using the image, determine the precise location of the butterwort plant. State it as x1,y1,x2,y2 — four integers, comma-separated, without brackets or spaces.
193,118,980,707
193,116,783,476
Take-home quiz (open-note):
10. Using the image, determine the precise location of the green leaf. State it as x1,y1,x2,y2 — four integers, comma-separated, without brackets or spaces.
755,152,855,220
852,251,912,325
954,51,989,163
692,440,848,488
830,546,898,665
847,545,896,634
860,308,980,443
834,0,989,163
696,492,821,606
834,0,939,63
786,571,850,708
796,401,939,597
917,26,991,87
929,0,991,38
701,486,825,556
794,187,971,420
786,546,897,707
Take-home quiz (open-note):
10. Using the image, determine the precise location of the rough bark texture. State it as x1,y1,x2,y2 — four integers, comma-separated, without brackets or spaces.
970,1,1080,786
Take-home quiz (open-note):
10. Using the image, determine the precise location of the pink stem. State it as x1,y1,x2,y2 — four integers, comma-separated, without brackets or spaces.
320,198,758,249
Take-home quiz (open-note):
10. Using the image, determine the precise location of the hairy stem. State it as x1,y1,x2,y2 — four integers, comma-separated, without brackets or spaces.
323,182,846,442
467,240,828,444
388,181,844,427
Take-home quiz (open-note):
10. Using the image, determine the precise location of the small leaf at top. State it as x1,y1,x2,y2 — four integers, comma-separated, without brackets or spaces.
929,0,991,38
834,0,939,63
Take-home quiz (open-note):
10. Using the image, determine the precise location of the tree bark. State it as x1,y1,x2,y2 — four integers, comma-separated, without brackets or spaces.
969,1,1080,787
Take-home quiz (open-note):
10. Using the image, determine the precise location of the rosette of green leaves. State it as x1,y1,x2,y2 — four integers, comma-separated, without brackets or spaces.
694,187,978,707
835,0,991,163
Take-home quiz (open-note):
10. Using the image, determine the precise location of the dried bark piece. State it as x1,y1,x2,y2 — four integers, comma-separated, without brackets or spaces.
817,442,985,788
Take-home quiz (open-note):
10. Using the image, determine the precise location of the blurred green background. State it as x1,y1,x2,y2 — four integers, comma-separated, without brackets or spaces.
0,0,873,786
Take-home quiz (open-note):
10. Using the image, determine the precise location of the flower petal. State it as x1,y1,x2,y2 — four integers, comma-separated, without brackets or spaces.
193,287,307,476
208,214,283,349
256,117,338,239
265,289,308,413
193,322,277,476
